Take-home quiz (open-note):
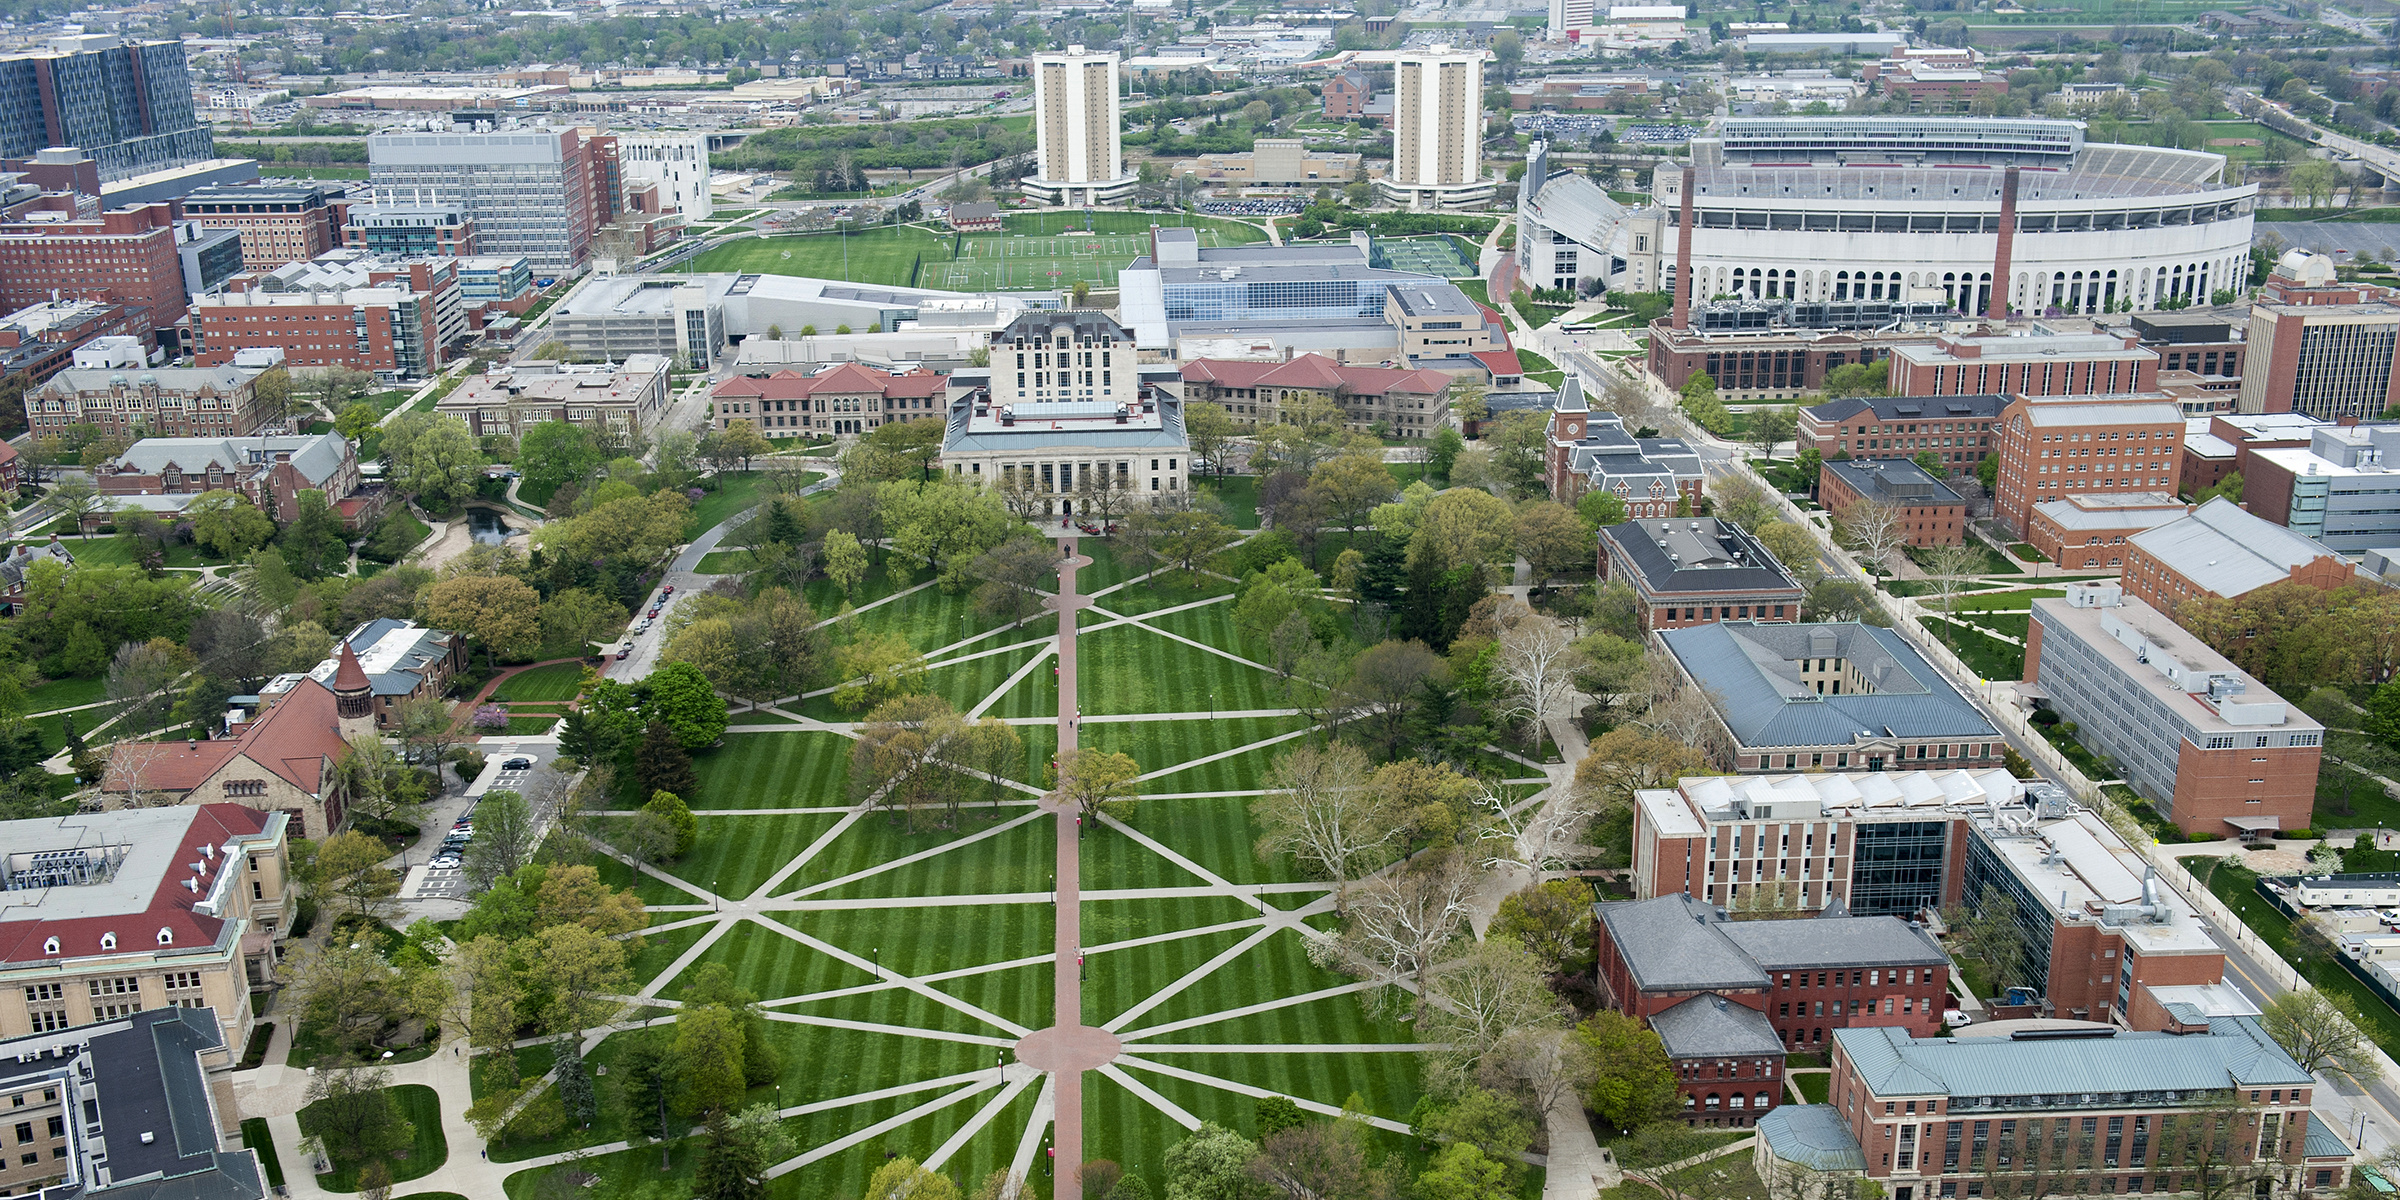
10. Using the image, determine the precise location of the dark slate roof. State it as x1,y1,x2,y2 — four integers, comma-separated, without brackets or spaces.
1803,393,2009,424
1598,517,1805,597
1823,457,1964,506
1759,1106,1869,1171
1833,1017,2310,1100
1598,894,1768,991
87,1007,267,1200
1649,993,1787,1059
1721,915,1948,970
1658,621,1998,750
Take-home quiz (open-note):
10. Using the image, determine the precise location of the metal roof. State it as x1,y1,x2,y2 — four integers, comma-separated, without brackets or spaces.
1720,916,1947,970
1597,894,1768,992
2126,497,2343,598
1598,517,1805,597
1835,1018,2312,1100
1658,621,1998,749
1758,1105,1869,1172
1804,394,2009,424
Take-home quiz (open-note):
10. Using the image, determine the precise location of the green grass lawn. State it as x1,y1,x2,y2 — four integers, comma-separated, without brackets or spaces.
682,213,1264,295
686,472,766,539
1076,623,1284,715
1197,475,1261,529
696,549,755,574
2199,857,2400,1059
491,662,586,703
240,1118,285,1189
24,675,106,713
302,1084,446,1191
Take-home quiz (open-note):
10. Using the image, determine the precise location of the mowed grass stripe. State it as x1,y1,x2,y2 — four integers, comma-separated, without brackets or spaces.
1095,571,1235,616
1127,927,1367,1032
1136,603,1267,664
1147,990,1417,1052
773,1084,997,1200
693,732,851,809
802,906,1053,975
758,1019,992,1109
984,654,1060,720
1089,927,1256,1031
1084,896,1258,943
777,979,1015,1039
491,662,586,701
1081,826,1211,891
805,811,1056,899
1082,715,1307,780
1083,1069,1249,1194
1076,624,1282,715
659,812,848,900
626,922,715,989
668,918,876,1001
800,646,1042,721
1104,796,1315,892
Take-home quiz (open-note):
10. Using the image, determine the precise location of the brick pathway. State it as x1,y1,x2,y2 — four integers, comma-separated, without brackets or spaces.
1033,536,1102,1186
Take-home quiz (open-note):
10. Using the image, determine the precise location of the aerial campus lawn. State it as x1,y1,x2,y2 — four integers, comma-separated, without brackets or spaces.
504,538,1475,1200
677,211,1268,293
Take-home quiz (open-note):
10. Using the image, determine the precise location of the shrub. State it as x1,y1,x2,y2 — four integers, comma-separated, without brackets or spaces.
471,704,508,731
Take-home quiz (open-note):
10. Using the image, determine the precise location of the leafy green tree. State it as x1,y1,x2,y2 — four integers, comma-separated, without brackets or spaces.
553,1034,599,1128
279,490,353,579
1415,1144,1510,1200
1576,1010,1680,1130
1162,1122,1258,1200
642,661,729,751
187,490,276,559
673,1004,748,1117
299,1067,413,1165
642,789,699,857
1427,427,1465,483
633,720,699,801
1820,361,1889,398
384,412,485,512
693,1105,796,1200
1575,488,1627,531
335,401,380,445
517,420,605,503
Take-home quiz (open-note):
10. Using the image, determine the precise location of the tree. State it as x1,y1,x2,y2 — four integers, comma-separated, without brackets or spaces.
301,1067,413,1165
107,637,191,739
537,920,632,1036
1490,599,1581,747
1486,411,1550,498
1252,741,1403,906
1514,502,1587,589
1343,850,1474,1016
642,789,699,857
335,401,380,446
422,574,542,667
1577,1010,1682,1130
316,829,400,927
1056,747,1142,819
1339,639,1444,759
1410,488,1513,572
1449,378,1491,432
554,1035,598,1129
1141,506,1239,583
1920,542,1985,618
1753,521,1820,579
973,537,1060,628
463,790,536,892
540,588,627,658
1311,453,1395,533
281,490,353,579
518,421,606,504
1482,1027,1598,1129
1415,1144,1509,1200
1803,578,1881,623
674,1003,749,1117
832,631,927,712
1839,499,1909,573
1491,878,1600,975
46,474,100,530
823,528,869,600
1820,361,1889,399
851,693,969,827
1186,402,1239,475
867,1158,963,1200
2259,989,2380,1087
187,490,276,559
384,413,485,512
1749,405,1799,460
1244,1122,1377,1200
281,941,416,1061
1164,1123,1259,1200
1421,938,1562,1082
694,1105,797,1200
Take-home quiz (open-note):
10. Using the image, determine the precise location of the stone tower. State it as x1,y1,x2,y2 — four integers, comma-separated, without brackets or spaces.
332,640,375,740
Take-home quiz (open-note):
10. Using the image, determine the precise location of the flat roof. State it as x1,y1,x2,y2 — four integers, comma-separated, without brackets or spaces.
2030,591,2319,740
1970,807,2219,956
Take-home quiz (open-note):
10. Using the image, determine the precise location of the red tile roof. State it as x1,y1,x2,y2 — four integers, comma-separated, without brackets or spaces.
105,676,351,797
1180,353,1452,397
1472,349,1524,378
710,369,814,402
0,803,273,966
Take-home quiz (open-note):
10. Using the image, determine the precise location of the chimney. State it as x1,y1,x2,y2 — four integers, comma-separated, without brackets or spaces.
1988,167,2021,320
1671,166,1697,331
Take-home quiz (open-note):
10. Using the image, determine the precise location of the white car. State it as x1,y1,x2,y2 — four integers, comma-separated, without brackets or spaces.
1943,1009,1971,1029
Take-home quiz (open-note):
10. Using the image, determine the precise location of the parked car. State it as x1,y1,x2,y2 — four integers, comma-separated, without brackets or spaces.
1944,1009,1972,1028
430,853,461,868
502,757,534,771
617,646,631,660
662,584,675,596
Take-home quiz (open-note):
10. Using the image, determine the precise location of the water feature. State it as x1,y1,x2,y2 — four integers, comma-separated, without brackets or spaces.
466,508,517,545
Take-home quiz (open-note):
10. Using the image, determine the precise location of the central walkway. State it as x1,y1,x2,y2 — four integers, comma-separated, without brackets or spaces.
1021,535,1110,1186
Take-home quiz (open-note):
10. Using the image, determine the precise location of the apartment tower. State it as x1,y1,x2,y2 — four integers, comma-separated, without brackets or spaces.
1381,47,1494,210
1026,47,1135,206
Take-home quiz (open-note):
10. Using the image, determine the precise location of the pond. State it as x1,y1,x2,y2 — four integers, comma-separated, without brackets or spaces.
466,508,519,545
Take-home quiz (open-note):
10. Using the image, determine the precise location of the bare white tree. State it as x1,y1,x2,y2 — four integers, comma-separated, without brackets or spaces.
1473,781,1591,876
1251,741,1406,911
1920,541,1985,616
1841,499,1910,575
1343,850,1476,1018
1490,599,1584,750
106,739,174,809
1480,1026,1599,1124
1421,938,1564,1079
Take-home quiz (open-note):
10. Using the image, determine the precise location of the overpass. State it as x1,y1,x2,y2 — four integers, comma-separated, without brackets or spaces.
2241,91,2400,192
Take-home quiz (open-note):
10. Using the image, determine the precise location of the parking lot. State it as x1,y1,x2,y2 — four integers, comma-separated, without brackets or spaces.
401,747,557,903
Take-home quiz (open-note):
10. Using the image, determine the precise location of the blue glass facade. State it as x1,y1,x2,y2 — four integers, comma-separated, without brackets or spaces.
1160,277,1391,323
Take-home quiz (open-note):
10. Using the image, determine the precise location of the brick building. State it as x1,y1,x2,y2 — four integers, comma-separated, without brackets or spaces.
2121,497,2354,615
1756,1018,2350,1200
2238,250,2400,421
1655,622,2002,775
23,362,267,441
0,804,290,1066
1596,516,1805,631
2027,582,2322,837
189,257,461,380
1818,458,1966,547
100,651,371,838
268,619,466,731
2129,309,2245,384
2023,493,2191,570
1646,320,1934,401
2177,413,2325,498
1596,892,1950,1057
89,430,371,527
438,355,671,441
1992,394,2185,536
178,182,339,270
1325,69,1372,118
710,361,951,438
0,202,191,343
1884,331,2158,399
1544,381,1705,510
1797,394,2006,468
0,297,149,384
1631,772,2230,1020
1177,354,1454,441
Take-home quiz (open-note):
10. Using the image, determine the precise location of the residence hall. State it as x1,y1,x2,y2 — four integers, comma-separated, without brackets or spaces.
1596,516,1805,631
99,644,381,837
711,361,950,438
0,1008,268,1200
1883,331,2160,400
1992,393,2186,536
2023,493,2191,571
0,804,290,1053
1177,354,1454,441
1543,379,1705,510
2121,497,2353,615
2026,582,2322,838
1655,621,2001,774
1797,393,2007,467
89,431,370,528
1630,772,2229,1022
24,361,269,443
1755,1019,2352,1200
1596,892,1949,1061
1818,458,1966,547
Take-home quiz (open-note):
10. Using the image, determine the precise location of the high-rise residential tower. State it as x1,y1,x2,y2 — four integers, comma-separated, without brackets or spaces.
0,36,213,182
366,127,610,276
1025,46,1136,206
1381,47,1494,210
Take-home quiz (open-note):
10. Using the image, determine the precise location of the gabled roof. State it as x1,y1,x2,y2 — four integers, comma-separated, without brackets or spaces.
2128,497,2349,598
1471,349,1523,378
1658,621,1997,749
105,433,350,490
104,676,350,798
711,369,814,402
1834,1017,2312,1099
1598,894,1768,992
1649,992,1786,1059
1598,517,1804,597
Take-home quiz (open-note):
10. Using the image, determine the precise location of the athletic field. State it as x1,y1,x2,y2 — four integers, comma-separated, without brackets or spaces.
926,230,1231,290
680,212,1265,293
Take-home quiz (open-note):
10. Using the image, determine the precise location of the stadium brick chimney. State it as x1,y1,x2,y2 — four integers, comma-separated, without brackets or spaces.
1988,166,2021,320
1672,166,1695,330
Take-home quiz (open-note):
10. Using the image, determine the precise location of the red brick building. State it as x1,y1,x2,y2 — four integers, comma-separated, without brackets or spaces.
1885,331,2158,399
2121,496,2355,616
2177,413,2324,498
1646,320,1936,401
92,431,373,526
0,202,190,343
1991,394,2185,536
189,259,461,379
25,363,268,442
2237,251,2400,421
710,362,950,437
1596,516,1805,631
2023,493,2191,570
1818,458,1966,546
178,183,340,271
1325,69,1371,118
1796,394,2006,468
1544,385,1704,510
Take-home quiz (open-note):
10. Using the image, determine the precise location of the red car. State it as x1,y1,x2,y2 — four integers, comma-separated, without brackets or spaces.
647,608,661,619
617,647,631,660
663,585,675,596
